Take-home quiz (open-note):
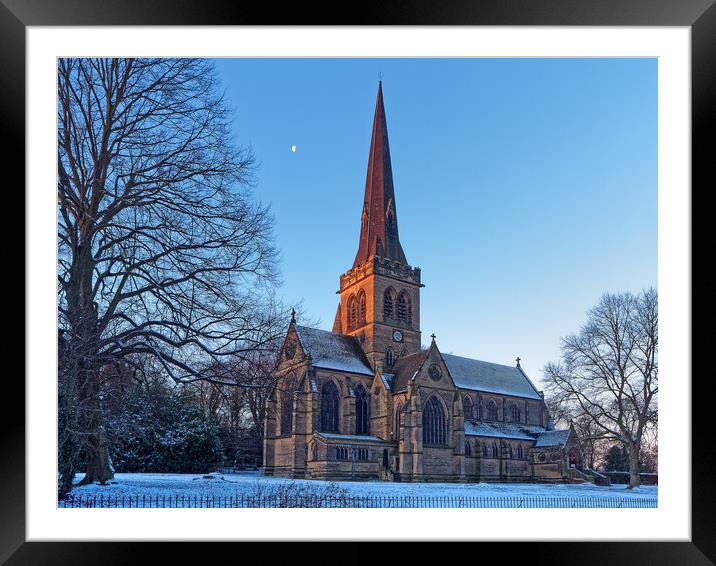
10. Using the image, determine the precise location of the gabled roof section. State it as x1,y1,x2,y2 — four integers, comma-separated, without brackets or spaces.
294,325,374,376
390,349,430,392
464,421,542,441
353,81,408,268
463,422,573,447
442,353,543,400
533,429,571,448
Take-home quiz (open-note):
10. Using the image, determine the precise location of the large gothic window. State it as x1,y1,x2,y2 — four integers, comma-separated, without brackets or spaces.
462,396,474,420
357,290,367,326
485,399,498,421
422,396,447,446
348,295,357,330
354,384,370,435
383,288,396,320
397,291,412,324
280,383,294,435
320,381,340,433
508,403,520,423
394,403,403,441
465,440,472,457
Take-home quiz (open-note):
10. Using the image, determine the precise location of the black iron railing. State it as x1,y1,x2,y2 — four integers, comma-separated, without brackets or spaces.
58,494,657,508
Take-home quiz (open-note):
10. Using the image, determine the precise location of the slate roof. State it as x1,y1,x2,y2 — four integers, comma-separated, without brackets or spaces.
442,353,542,400
533,429,571,447
390,350,429,392
464,421,543,441
294,325,374,376
464,421,572,448
380,373,395,390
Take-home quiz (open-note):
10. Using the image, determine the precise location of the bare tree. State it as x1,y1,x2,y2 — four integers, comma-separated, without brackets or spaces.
57,58,281,485
543,289,658,488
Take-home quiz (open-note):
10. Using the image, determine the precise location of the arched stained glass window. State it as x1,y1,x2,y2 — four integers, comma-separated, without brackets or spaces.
492,443,499,458
320,381,340,433
465,440,472,457
508,403,520,423
355,384,370,435
394,403,403,440
422,396,447,446
280,383,294,436
517,444,524,459
462,396,474,419
486,400,498,421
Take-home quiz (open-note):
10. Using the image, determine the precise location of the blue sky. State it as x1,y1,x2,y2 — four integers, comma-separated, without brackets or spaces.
214,58,657,384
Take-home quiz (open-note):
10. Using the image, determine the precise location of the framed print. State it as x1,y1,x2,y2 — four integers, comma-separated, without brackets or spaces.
7,0,714,562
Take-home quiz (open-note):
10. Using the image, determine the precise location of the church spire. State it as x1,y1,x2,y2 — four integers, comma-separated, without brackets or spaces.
353,81,408,268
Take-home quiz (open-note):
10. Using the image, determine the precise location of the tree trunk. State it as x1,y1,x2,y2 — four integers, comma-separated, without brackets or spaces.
77,364,114,485
69,244,114,486
627,442,641,489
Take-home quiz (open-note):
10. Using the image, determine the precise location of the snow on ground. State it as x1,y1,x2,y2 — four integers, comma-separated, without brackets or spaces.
71,471,657,502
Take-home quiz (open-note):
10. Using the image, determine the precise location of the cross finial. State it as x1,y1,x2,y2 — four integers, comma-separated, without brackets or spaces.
430,333,436,342
516,356,521,368
290,308,296,323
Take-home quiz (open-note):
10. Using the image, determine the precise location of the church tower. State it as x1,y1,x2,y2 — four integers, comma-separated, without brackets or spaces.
333,82,423,369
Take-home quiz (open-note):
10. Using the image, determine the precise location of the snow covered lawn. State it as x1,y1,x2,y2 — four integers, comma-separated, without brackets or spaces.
64,472,657,507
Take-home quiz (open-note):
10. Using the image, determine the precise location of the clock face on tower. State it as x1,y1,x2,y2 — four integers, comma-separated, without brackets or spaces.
392,330,403,342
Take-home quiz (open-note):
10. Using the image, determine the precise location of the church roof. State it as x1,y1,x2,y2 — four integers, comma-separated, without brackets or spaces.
533,429,571,447
442,353,543,400
464,421,541,441
353,81,408,268
464,421,572,447
294,325,374,376
389,350,429,392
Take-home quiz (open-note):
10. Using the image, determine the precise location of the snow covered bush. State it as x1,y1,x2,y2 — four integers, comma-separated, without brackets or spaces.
106,377,224,474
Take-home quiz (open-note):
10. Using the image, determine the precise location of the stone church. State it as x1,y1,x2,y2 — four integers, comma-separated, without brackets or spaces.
263,83,583,482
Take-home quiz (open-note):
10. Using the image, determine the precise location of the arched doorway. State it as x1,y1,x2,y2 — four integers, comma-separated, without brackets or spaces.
567,447,583,470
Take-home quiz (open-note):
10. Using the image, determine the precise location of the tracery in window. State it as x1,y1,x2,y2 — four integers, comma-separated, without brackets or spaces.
422,396,447,446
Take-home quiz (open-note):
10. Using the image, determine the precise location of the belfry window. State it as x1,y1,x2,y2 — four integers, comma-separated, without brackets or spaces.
385,348,396,367
348,295,357,330
462,396,474,419
397,291,411,324
320,381,340,433
355,385,370,435
383,288,396,320
358,290,367,325
422,396,447,446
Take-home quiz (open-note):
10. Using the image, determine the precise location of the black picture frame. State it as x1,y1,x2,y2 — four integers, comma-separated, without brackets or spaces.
6,0,712,563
